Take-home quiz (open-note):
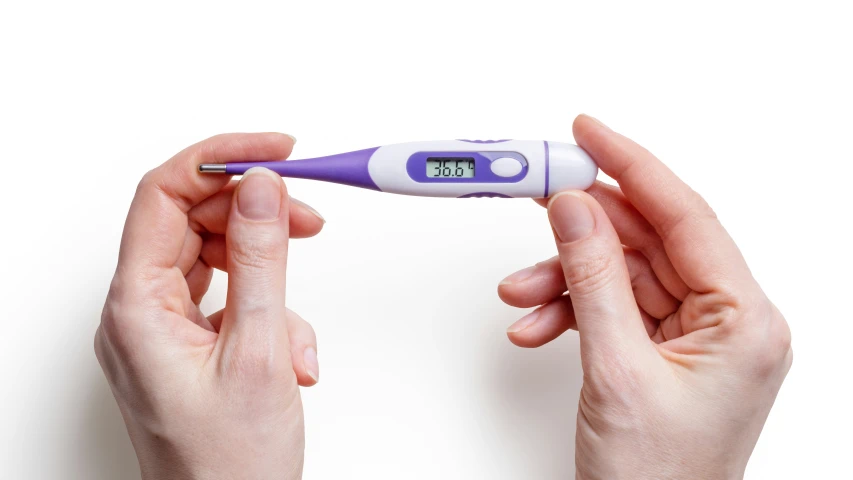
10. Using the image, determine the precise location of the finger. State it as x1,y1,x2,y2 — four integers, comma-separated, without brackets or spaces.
499,248,681,320
548,191,653,362
190,181,325,238
573,115,754,293
198,191,323,272
199,234,227,271
286,310,319,386
535,182,689,300
119,133,295,274
207,308,224,332
502,281,663,345
640,309,661,339
505,296,576,348
185,258,214,305
655,309,685,343
175,229,204,275
497,256,566,307
216,168,292,374
623,248,681,320
587,182,690,300
209,306,318,385
288,198,326,238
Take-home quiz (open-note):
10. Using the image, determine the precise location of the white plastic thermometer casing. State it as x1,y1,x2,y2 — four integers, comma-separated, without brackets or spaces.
209,140,598,198
368,140,596,197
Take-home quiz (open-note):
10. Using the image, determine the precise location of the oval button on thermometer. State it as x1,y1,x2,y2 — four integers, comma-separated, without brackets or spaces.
199,140,598,198
490,157,524,177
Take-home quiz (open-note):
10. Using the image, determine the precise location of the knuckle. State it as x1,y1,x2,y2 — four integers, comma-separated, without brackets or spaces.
686,287,743,333
763,308,792,360
746,302,793,379
101,275,131,324
229,236,284,269
93,326,104,362
770,315,792,353
99,293,124,343
636,236,665,270
688,191,718,223
233,351,275,378
565,251,619,295
222,341,292,383
93,325,119,380
138,164,195,209
658,190,718,241
99,275,149,349
136,169,159,195
784,347,794,373
623,249,650,288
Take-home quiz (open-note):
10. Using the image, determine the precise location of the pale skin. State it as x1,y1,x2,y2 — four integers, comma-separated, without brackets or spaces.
96,115,791,479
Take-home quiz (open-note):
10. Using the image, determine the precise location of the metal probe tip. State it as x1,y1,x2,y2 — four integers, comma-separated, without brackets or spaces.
198,164,227,173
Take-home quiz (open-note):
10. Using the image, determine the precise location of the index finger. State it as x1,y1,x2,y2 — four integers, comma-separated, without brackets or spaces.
118,133,295,273
571,115,754,294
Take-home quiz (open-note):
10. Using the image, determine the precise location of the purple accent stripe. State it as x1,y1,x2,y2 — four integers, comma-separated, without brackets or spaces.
225,147,380,191
458,192,512,198
543,141,550,197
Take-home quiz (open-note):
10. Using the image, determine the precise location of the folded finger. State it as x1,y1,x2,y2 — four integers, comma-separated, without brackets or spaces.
120,133,295,274
535,182,689,300
587,182,690,300
623,248,681,320
499,248,681,321
573,115,754,294
190,181,325,238
185,258,214,305
286,310,319,387
199,234,227,271
497,256,565,307
175,229,204,275
505,296,576,348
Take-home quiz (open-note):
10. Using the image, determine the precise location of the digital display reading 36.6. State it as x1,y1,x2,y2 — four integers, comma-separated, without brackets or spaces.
426,157,475,178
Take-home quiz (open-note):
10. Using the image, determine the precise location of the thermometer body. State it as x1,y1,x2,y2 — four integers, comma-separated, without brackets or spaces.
199,140,597,198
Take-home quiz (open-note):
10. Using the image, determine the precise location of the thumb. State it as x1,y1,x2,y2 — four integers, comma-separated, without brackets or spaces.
219,167,292,374
547,191,651,363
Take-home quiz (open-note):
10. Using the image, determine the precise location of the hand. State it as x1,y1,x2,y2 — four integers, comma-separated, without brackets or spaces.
95,134,326,480
498,116,792,479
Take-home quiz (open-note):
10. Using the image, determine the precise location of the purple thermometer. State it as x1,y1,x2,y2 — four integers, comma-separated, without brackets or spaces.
198,140,598,198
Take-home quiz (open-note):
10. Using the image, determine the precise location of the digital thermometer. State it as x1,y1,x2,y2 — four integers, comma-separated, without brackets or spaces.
198,140,597,198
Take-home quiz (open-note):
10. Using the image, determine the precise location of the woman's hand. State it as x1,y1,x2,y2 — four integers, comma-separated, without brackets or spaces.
95,134,325,480
498,115,792,479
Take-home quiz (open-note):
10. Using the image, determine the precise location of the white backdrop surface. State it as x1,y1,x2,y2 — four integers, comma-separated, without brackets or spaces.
1,1,851,478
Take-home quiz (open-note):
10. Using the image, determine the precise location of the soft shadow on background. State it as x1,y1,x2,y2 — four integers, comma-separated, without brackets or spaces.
484,320,583,478
74,310,584,480
79,371,141,480
75,302,141,480
51,200,584,479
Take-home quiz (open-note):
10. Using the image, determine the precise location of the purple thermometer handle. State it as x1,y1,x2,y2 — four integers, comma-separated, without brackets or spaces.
225,147,380,191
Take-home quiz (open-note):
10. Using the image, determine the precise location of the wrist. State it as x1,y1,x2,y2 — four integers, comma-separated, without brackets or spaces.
131,421,304,480
137,446,304,480
576,460,745,480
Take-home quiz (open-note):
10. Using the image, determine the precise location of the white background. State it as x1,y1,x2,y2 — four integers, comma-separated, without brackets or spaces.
1,1,851,478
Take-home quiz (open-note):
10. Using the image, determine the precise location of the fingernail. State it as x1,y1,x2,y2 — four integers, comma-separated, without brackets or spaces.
500,265,537,285
548,192,595,243
237,167,282,220
291,197,325,223
582,114,610,130
507,310,540,333
303,347,319,382
285,134,297,144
